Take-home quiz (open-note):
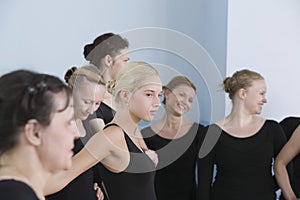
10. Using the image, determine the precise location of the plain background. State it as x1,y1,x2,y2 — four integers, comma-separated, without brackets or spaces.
1,0,300,123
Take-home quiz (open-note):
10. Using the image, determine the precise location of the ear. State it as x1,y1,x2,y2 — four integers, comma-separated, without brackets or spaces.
164,88,171,99
238,88,247,100
120,90,131,105
24,119,42,146
103,55,113,67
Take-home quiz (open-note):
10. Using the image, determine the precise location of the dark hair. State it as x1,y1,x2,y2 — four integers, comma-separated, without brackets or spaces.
83,33,129,69
0,70,71,156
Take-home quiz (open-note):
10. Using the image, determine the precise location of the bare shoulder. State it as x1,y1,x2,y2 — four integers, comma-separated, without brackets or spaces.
102,125,126,146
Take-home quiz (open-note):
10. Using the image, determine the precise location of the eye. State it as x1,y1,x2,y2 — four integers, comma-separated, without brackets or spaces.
146,93,153,97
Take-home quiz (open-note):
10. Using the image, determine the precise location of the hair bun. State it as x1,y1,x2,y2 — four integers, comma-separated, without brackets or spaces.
64,66,77,83
106,79,116,95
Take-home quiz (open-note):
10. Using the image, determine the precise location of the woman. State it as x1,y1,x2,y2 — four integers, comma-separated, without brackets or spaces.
198,69,287,200
275,117,300,200
141,76,205,200
0,70,76,199
82,33,130,199
83,33,130,131
46,61,162,200
46,64,105,200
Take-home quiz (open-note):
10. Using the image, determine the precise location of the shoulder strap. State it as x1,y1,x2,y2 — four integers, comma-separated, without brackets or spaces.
103,123,120,130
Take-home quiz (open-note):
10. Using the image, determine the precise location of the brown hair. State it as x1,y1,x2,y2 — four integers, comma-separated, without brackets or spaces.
222,69,264,99
162,76,196,104
83,33,129,71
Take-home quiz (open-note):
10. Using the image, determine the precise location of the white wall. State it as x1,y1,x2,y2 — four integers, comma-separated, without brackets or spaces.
0,0,227,124
226,0,300,121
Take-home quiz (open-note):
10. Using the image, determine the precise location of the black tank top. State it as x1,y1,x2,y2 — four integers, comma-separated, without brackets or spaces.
98,123,157,200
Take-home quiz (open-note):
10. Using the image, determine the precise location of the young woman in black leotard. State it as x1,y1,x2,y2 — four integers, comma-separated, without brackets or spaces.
141,76,205,200
198,69,287,200
45,62,162,200
275,117,300,200
46,65,105,200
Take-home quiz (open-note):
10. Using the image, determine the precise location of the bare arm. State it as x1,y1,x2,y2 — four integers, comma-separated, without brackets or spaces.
89,118,105,134
275,126,300,200
44,129,112,195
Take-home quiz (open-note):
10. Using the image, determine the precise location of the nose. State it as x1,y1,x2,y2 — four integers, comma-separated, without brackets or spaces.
262,97,267,103
154,95,161,107
87,104,94,115
70,120,80,139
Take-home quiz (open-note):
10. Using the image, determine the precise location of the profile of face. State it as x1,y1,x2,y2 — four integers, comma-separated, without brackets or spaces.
242,79,267,115
38,92,76,172
127,75,163,122
165,84,196,116
109,48,130,80
73,79,106,120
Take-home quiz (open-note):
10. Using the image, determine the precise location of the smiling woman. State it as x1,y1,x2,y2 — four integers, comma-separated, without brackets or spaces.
198,69,288,200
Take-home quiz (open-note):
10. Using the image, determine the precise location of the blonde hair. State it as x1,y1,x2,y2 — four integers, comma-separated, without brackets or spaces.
106,62,160,105
65,64,105,88
222,69,264,99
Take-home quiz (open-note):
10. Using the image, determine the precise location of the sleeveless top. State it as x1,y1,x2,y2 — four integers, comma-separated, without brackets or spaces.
97,123,157,200
46,138,97,200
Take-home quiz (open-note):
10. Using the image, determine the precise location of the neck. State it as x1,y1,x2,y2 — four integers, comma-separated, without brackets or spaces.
113,110,139,135
0,148,49,199
161,113,184,129
225,105,256,127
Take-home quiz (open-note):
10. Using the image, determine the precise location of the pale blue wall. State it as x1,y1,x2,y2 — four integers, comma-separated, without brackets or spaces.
0,0,227,124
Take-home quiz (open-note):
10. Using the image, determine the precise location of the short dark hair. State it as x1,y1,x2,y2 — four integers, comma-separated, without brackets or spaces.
0,70,71,156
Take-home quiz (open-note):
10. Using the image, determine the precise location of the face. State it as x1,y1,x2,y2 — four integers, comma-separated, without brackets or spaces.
165,84,196,116
243,79,267,115
128,76,163,123
110,48,130,79
38,92,76,172
73,79,106,120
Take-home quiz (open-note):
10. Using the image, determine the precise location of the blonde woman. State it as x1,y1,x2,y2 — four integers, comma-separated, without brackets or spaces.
198,69,287,200
46,62,162,200
46,64,105,200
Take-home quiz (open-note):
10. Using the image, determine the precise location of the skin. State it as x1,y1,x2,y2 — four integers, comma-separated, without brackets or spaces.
152,84,196,139
89,48,130,133
0,92,76,200
216,79,267,137
45,75,163,195
275,126,300,200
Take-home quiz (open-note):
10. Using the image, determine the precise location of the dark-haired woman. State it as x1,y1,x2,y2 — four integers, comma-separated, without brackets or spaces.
83,33,130,132
0,69,76,199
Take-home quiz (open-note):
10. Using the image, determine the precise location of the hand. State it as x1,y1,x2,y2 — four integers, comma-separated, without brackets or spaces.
145,149,158,167
94,182,104,200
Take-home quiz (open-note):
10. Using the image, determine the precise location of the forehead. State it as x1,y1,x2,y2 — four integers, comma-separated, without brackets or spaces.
116,48,129,58
52,90,72,111
137,76,162,91
74,80,105,97
172,84,195,92
250,79,266,90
